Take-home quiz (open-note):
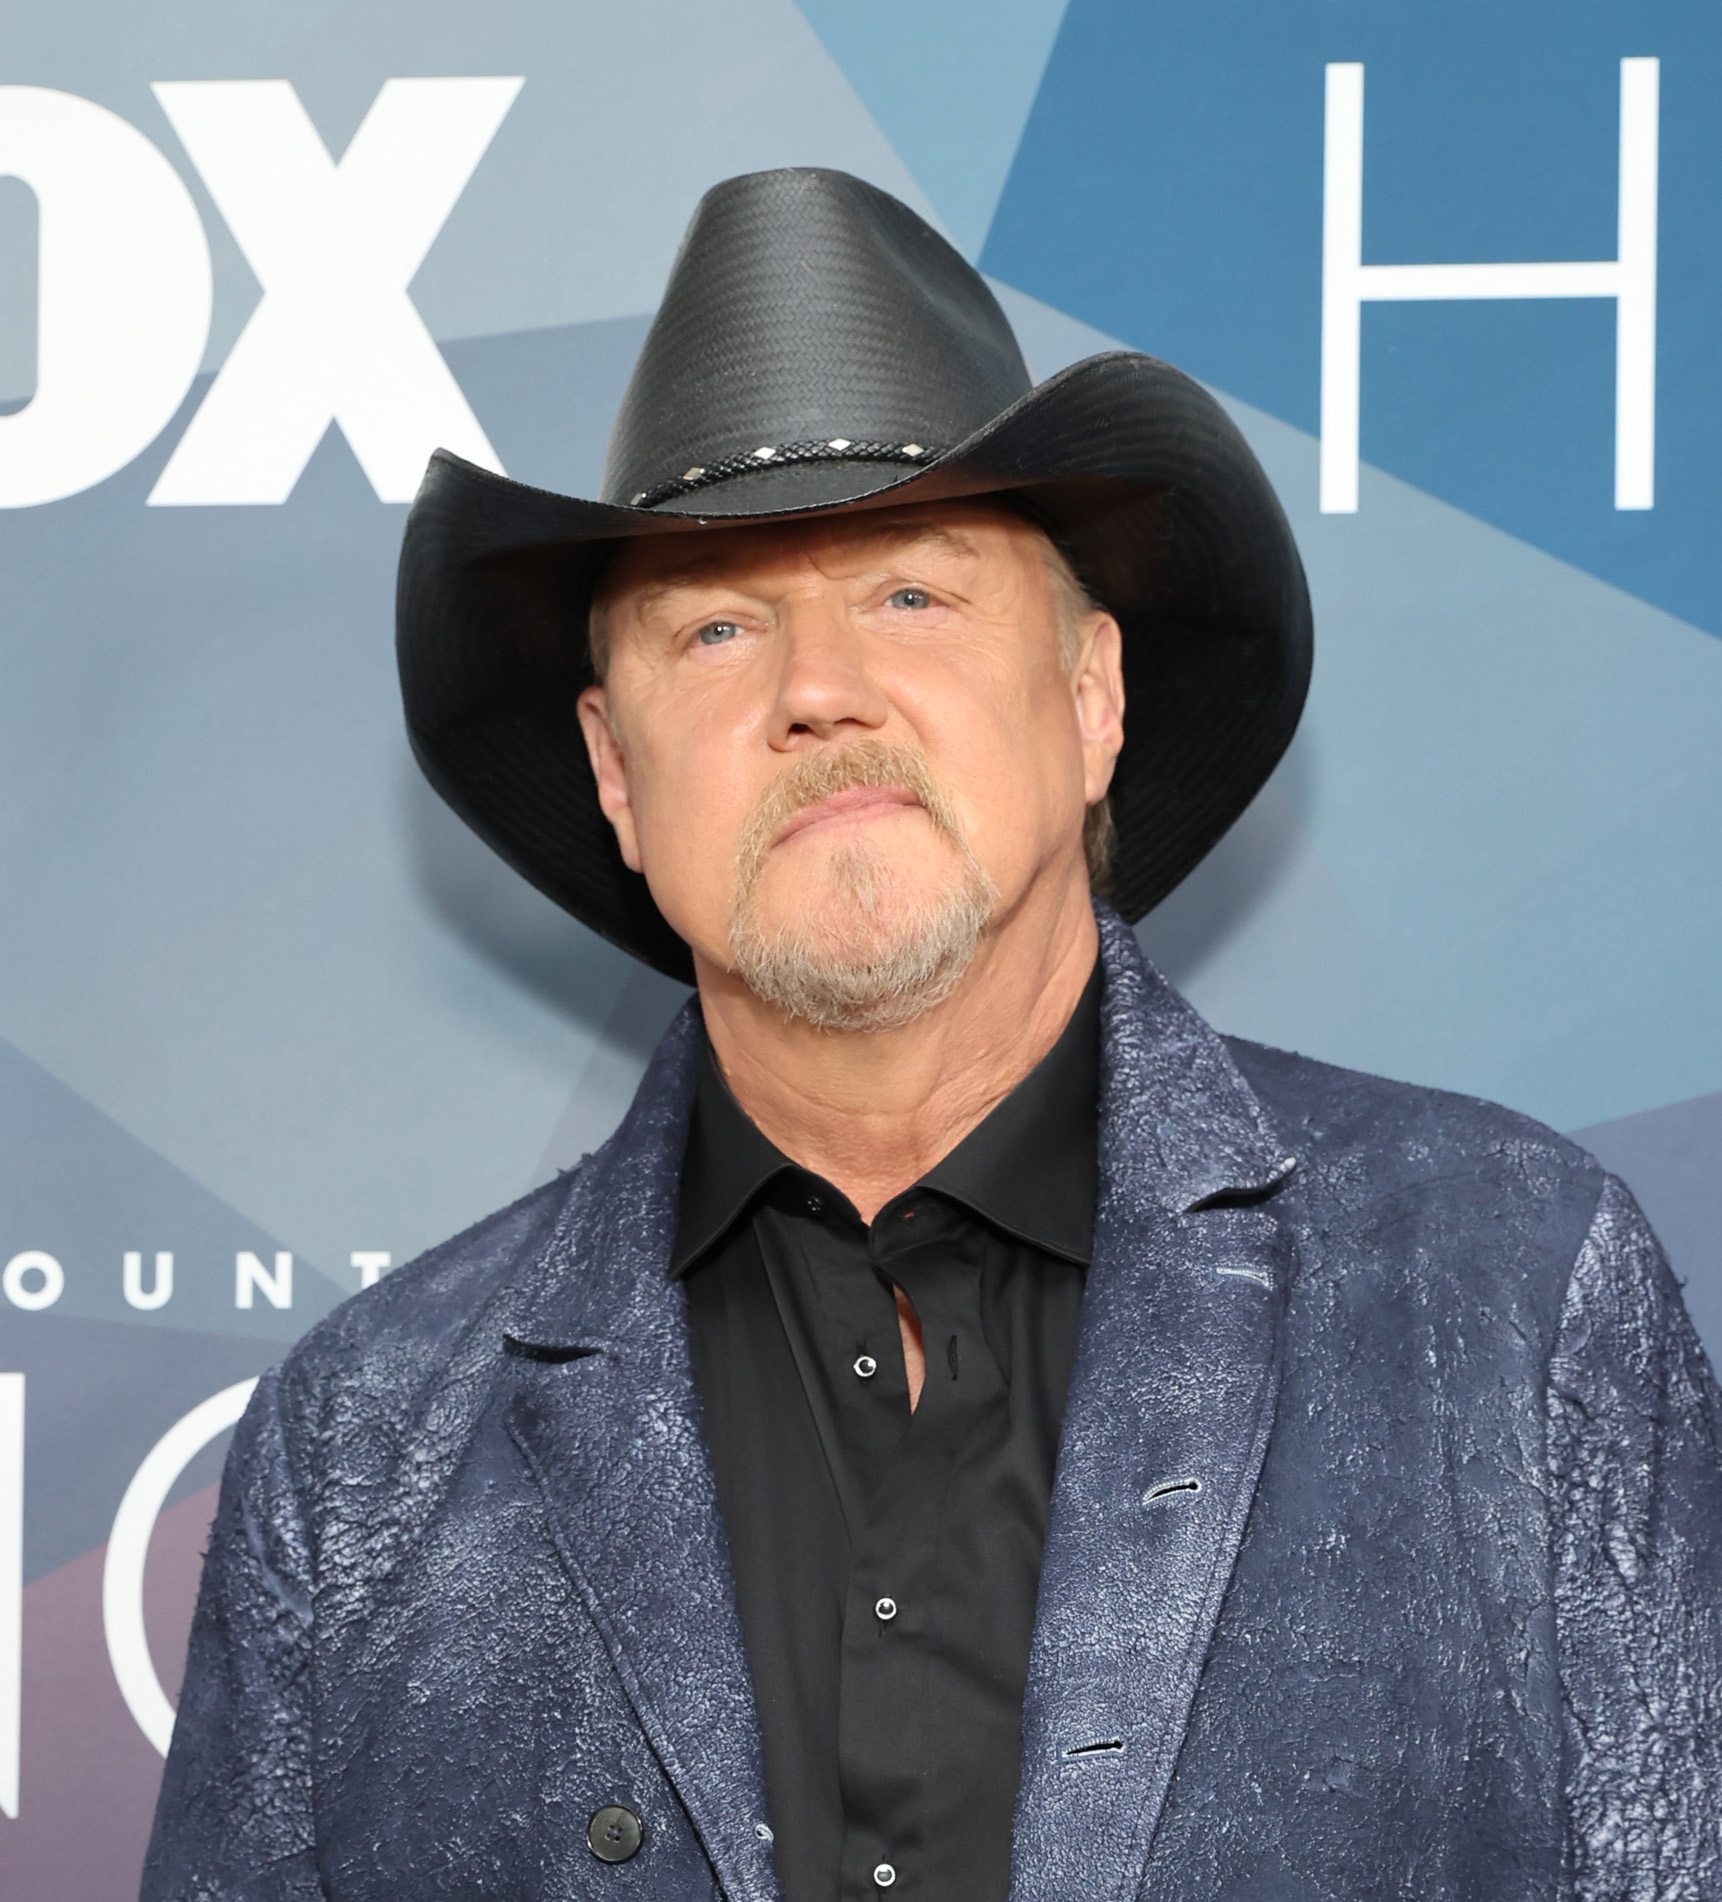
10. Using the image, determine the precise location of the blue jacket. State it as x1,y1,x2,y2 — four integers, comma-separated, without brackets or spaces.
144,909,1722,1900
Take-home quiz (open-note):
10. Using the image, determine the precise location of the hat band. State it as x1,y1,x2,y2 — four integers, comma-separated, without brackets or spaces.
629,437,940,509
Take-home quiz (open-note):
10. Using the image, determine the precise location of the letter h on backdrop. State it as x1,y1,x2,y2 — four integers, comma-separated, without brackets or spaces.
1320,57,1659,514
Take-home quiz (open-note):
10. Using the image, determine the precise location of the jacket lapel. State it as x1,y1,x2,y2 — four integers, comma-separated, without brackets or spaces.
499,1005,779,1902
1011,910,1299,1902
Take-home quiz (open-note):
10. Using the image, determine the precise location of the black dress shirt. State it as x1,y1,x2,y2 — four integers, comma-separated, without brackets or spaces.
673,964,1100,1902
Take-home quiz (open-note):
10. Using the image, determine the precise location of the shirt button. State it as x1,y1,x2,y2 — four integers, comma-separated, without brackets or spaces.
873,1863,898,1888
853,1354,878,1379
874,1596,898,1622
805,1194,824,1215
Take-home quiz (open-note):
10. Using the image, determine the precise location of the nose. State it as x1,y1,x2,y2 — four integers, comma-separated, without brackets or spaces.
765,594,891,748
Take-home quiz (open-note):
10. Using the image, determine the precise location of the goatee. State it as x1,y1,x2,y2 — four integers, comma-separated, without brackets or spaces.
728,742,996,1031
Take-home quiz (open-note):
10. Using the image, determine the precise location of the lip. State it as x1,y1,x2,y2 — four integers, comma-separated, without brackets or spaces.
772,785,923,847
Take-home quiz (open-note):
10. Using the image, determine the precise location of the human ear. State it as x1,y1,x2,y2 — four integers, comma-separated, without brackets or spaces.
1072,612,1126,805
576,686,643,872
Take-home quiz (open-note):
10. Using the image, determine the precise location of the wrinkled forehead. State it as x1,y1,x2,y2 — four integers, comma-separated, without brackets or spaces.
595,496,1042,613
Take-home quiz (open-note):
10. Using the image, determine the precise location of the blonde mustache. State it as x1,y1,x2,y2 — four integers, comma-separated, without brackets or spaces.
732,741,971,893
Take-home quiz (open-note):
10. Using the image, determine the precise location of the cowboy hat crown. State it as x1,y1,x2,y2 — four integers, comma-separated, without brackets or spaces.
602,168,1033,515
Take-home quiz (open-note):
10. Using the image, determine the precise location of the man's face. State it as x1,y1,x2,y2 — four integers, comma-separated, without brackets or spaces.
577,499,1125,1025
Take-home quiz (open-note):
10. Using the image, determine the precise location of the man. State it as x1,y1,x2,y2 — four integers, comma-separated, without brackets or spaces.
145,169,1722,1901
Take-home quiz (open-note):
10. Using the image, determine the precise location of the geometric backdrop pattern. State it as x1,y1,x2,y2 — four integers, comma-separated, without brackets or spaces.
1,3,1716,1894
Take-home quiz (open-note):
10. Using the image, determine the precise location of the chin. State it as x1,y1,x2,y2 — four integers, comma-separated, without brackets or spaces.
730,840,997,1032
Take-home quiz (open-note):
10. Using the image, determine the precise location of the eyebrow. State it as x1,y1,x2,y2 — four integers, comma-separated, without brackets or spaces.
625,521,988,614
862,521,986,561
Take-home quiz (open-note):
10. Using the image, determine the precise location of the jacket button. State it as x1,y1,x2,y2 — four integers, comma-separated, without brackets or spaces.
587,1805,644,1863
873,1862,898,1887
874,1596,898,1622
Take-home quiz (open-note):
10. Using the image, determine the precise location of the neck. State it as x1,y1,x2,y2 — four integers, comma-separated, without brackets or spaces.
693,874,1101,1222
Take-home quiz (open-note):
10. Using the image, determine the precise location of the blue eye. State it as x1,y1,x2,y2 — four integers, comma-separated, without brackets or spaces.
696,620,740,646
888,586,932,610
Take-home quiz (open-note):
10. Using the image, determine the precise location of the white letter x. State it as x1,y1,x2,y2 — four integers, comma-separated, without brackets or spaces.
149,77,521,506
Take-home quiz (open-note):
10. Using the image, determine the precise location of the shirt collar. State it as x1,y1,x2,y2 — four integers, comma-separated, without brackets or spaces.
670,957,1101,1278
671,1039,798,1277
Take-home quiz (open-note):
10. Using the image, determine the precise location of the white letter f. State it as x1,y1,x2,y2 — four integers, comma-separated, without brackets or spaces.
149,76,520,506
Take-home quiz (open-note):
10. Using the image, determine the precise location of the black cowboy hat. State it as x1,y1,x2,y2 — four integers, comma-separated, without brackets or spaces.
397,167,1312,984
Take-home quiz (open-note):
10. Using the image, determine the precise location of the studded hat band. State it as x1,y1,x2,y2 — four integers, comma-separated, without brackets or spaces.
629,437,938,509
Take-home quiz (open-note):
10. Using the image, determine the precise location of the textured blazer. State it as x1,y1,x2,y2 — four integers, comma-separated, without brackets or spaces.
144,908,1722,1901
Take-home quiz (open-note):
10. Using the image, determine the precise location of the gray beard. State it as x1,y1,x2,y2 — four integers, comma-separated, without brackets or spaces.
727,744,996,1032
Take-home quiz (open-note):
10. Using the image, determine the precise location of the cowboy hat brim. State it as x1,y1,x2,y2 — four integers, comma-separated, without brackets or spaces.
396,349,1312,984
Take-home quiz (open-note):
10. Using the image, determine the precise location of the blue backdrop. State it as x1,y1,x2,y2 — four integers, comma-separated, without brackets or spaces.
1,4,1717,1893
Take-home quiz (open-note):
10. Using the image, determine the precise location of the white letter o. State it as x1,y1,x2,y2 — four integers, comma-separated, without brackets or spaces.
3,1251,63,1310
103,1379,257,1755
0,87,212,507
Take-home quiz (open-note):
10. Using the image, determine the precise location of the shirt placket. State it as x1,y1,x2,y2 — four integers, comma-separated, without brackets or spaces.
835,1204,1006,1902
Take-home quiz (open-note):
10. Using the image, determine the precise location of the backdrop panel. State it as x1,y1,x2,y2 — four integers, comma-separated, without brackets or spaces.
0,4,1715,1894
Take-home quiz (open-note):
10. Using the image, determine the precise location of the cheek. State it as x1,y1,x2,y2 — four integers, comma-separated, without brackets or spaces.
925,661,1085,855
622,702,759,921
